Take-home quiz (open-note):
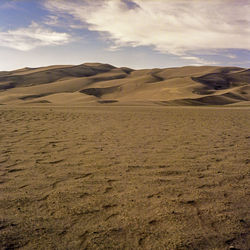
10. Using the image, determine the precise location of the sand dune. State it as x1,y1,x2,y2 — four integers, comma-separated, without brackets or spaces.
0,63,249,106
0,63,249,249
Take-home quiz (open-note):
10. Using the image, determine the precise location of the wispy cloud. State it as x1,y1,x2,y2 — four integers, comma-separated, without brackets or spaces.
181,56,218,66
0,2,18,10
0,22,71,51
225,54,237,59
43,14,86,30
44,0,250,60
43,15,60,26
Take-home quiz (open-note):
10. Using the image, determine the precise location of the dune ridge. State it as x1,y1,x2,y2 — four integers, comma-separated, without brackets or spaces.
0,63,249,106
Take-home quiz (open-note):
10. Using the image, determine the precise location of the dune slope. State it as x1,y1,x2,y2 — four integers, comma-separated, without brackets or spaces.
0,64,249,105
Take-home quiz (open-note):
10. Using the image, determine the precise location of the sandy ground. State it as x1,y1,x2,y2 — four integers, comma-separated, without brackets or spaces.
0,106,249,249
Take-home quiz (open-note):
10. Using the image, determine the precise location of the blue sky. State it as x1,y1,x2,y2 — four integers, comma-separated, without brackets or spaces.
0,0,249,70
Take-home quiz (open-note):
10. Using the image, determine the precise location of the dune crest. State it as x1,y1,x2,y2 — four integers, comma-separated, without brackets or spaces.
0,64,249,106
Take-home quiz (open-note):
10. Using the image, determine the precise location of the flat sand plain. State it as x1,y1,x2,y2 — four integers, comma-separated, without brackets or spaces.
0,106,249,249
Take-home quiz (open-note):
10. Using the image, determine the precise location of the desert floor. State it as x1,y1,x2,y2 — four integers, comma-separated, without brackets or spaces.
0,106,249,249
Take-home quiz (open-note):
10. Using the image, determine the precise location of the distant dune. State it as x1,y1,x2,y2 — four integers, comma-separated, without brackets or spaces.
0,63,249,105
1,64,250,249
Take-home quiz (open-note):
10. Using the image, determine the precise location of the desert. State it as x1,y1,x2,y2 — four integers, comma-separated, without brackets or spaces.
0,64,249,106
0,64,249,249
1,0,250,248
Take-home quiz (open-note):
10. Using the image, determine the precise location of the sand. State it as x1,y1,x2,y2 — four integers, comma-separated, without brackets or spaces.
0,105,249,249
0,64,249,106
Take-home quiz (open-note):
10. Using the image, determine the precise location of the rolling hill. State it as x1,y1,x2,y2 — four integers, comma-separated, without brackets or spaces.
0,63,249,105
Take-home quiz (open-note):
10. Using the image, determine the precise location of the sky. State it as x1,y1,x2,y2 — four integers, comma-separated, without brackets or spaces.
0,0,249,71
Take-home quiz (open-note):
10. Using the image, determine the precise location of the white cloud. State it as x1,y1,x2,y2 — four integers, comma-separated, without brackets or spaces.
181,56,218,66
225,54,237,59
43,15,60,26
44,0,250,57
0,22,71,51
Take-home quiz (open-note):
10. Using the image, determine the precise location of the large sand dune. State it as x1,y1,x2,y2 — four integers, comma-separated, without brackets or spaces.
0,64,249,249
0,63,249,106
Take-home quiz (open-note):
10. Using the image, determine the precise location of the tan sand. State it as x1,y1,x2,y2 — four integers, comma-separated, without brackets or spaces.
0,64,249,106
0,106,249,249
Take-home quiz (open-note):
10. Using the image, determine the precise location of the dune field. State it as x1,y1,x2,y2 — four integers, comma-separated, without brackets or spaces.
0,64,250,249
0,64,249,106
